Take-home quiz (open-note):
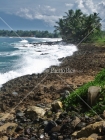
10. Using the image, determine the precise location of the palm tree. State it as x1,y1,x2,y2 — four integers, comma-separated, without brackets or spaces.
54,9,102,43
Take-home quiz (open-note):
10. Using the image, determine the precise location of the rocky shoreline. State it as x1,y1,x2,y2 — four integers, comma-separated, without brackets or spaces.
0,43,105,140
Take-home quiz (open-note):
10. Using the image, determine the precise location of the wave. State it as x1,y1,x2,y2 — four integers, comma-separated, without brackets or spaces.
0,39,77,87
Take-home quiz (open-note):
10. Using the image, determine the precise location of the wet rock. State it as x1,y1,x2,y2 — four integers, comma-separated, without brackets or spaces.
87,86,101,106
51,101,63,112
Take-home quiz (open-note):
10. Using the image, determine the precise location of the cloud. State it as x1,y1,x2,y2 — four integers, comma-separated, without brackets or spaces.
97,1,105,19
65,3,73,7
0,0,105,29
16,7,60,25
45,5,56,12
73,0,96,14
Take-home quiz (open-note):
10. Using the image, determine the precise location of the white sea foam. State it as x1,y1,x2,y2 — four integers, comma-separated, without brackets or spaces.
19,39,28,43
0,38,77,87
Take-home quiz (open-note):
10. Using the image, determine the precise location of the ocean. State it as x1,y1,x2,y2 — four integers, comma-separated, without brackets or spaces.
0,37,77,87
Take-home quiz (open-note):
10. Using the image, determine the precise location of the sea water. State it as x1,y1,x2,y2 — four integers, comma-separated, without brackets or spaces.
0,37,77,87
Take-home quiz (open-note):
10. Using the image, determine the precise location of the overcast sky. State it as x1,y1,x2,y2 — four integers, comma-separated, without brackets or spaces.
0,0,105,31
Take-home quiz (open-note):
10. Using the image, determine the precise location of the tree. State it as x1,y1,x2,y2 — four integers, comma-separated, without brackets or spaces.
54,9,102,43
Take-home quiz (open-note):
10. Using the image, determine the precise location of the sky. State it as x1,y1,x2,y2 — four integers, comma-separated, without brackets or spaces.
0,0,105,31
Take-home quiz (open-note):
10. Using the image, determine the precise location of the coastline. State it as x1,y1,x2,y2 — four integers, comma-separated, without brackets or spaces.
0,43,105,139
1,43,105,108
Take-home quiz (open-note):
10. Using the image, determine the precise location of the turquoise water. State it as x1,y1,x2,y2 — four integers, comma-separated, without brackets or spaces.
0,37,43,73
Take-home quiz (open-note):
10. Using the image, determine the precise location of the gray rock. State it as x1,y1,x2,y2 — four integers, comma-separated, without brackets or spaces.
60,90,70,99
16,112,24,118
87,86,101,106
12,91,18,96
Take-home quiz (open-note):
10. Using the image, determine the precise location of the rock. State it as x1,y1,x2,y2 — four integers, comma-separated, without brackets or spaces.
25,106,46,119
71,116,81,128
0,122,17,134
88,133,98,140
102,110,105,119
60,90,70,99
0,103,6,111
0,136,8,140
51,101,63,112
50,125,62,133
16,111,24,119
71,121,104,139
11,137,28,140
78,138,94,140
76,122,86,130
45,110,52,118
43,120,49,126
15,126,24,133
40,134,44,139
44,121,57,134
0,113,14,121
50,132,58,140
87,86,101,106
58,135,63,140
12,92,18,96
30,136,36,140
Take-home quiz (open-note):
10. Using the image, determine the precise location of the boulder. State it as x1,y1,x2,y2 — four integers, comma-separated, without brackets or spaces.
25,106,46,119
51,101,63,112
87,86,101,106
72,121,104,139
0,122,17,134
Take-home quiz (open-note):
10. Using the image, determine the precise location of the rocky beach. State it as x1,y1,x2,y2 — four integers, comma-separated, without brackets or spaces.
0,43,105,140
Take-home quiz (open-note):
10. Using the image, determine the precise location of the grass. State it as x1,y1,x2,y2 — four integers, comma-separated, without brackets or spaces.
63,68,105,116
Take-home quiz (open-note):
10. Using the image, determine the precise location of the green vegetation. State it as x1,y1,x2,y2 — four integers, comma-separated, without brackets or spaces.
54,9,103,43
63,69,105,116
0,30,60,38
